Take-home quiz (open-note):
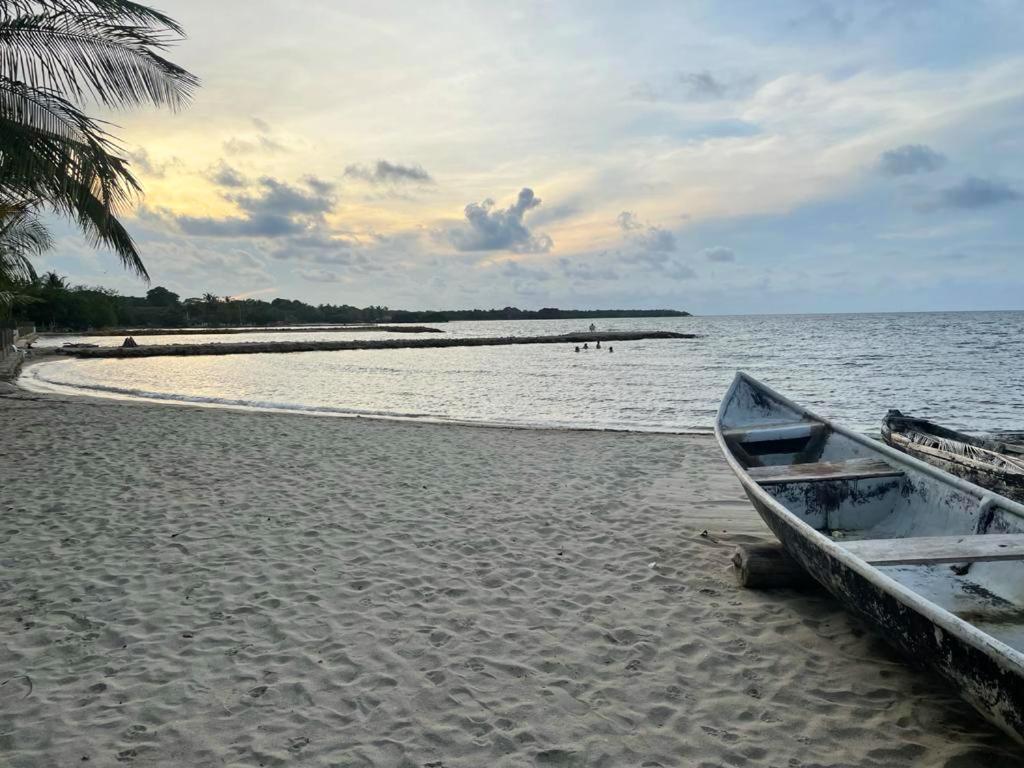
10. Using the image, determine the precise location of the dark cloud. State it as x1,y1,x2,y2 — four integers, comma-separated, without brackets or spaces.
618,211,676,252
449,188,553,253
303,175,335,196
878,144,946,176
231,176,335,217
127,148,179,178
704,246,735,262
251,116,271,133
932,176,1020,210
617,211,643,231
207,161,247,188
344,160,434,185
175,176,336,238
636,227,676,252
678,71,727,99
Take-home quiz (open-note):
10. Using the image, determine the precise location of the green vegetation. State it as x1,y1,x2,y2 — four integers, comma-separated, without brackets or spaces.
387,308,691,323
0,0,197,309
13,276,689,331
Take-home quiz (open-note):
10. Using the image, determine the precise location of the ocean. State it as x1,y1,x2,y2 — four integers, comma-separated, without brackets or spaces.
22,311,1024,434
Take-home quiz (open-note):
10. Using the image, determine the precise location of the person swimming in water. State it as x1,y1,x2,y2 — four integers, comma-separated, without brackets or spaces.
583,342,589,350
574,346,580,353
608,345,613,353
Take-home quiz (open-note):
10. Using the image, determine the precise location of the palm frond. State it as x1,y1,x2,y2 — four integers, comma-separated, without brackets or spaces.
0,8,197,109
0,199,51,267
0,110,147,277
0,198,48,305
2,2,185,36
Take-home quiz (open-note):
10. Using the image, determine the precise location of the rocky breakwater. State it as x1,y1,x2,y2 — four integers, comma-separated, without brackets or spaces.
58,331,697,359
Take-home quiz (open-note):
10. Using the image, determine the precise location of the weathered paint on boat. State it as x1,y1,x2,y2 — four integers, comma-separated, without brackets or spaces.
716,372,1024,744
882,411,1024,504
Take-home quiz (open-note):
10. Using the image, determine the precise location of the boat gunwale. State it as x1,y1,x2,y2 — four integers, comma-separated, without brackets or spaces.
883,428,1024,478
714,370,1024,674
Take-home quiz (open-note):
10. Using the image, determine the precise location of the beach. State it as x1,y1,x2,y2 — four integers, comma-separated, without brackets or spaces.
0,388,1019,767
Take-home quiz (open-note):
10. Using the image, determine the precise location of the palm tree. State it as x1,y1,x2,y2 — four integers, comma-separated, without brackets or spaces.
39,269,67,290
0,198,50,308
0,0,198,287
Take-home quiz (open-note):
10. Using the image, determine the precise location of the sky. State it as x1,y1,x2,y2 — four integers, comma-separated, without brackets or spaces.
42,0,1024,314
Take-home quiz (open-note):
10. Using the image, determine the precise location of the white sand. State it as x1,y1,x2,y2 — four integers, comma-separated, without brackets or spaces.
0,389,1019,767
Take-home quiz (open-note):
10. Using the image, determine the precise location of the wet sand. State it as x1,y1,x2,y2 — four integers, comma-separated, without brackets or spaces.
0,390,1019,767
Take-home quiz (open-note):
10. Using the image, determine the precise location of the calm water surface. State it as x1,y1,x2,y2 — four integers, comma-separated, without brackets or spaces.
24,312,1024,434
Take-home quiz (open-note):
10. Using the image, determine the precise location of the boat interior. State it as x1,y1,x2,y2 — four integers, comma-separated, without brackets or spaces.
720,375,1024,652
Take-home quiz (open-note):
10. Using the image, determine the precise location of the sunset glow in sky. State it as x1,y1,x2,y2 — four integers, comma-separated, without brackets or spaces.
45,1,1024,313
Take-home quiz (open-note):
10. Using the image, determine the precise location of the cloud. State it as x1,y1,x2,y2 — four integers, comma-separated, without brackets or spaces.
449,188,553,253
665,263,697,280
618,211,676,252
930,176,1021,210
500,260,551,282
224,135,288,155
617,211,643,231
704,246,735,262
207,161,247,188
223,119,288,155
633,70,756,102
174,176,336,238
298,268,346,283
878,144,946,176
558,257,619,282
344,160,434,185
678,70,728,99
127,148,179,179
789,1,852,36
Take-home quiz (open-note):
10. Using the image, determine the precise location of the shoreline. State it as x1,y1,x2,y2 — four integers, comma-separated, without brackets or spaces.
16,357,715,437
0,388,1019,765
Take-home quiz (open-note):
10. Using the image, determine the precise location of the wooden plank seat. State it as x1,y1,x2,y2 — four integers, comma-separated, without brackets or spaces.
747,457,903,485
841,534,1024,566
722,421,822,444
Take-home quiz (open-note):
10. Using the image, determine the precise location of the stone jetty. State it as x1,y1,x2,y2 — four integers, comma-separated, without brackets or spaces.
45,324,442,337
58,331,696,359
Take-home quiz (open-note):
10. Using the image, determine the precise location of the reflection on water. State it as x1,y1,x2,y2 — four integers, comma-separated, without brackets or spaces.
24,312,1024,433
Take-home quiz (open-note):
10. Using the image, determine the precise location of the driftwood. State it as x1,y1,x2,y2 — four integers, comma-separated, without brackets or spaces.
58,331,697,359
731,543,812,589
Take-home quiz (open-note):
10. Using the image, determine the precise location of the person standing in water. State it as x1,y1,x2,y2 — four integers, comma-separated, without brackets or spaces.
596,341,601,349
589,323,596,332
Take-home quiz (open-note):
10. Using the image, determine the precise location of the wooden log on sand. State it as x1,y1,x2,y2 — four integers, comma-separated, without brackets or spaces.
732,543,813,589
58,331,697,359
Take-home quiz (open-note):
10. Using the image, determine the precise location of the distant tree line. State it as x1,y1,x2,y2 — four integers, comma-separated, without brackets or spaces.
388,307,691,323
10,273,689,331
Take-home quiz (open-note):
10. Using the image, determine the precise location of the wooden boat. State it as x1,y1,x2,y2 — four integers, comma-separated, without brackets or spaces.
882,410,1024,503
716,372,1024,743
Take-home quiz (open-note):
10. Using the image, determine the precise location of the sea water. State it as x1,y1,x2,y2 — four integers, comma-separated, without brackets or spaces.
23,312,1024,434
